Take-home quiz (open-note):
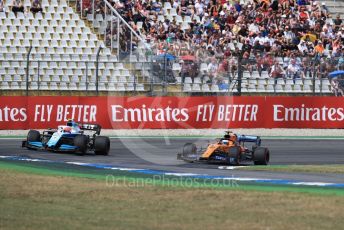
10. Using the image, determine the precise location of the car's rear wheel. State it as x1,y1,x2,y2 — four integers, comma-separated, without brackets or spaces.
253,147,270,165
74,135,88,155
227,146,241,165
94,136,110,155
27,130,41,142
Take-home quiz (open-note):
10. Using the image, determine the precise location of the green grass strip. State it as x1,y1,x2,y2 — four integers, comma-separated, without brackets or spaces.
0,159,343,196
238,164,344,174
1,135,344,139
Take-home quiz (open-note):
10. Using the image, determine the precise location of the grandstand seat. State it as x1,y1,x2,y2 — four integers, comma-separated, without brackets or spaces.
28,81,37,90
261,71,269,79
293,84,302,92
170,8,177,16
201,84,210,92
50,82,58,90
40,82,49,90
321,84,331,93
284,84,293,93
200,63,208,72
136,83,145,91
285,79,294,85
117,83,126,91
107,82,116,91
304,79,313,86
210,84,219,92
266,84,274,93
275,84,284,93
248,84,256,92
294,79,303,85
78,82,86,90
184,77,192,84
69,82,78,90
256,84,266,92
243,71,251,79
302,84,312,92
88,83,96,91
19,82,26,90
183,83,192,92
99,82,107,91
192,83,201,92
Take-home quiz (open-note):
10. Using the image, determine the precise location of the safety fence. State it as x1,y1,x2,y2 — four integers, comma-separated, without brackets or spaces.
1,52,343,95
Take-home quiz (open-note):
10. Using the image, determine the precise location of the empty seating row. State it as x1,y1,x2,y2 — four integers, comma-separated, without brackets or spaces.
242,78,331,86
0,12,78,23
0,53,117,62
1,16,83,26
182,83,332,93
0,82,145,91
0,1,149,92
0,61,127,70
0,27,92,37
176,75,331,87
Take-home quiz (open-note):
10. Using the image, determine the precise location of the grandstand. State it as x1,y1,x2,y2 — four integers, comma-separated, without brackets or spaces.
0,0,146,93
0,0,343,95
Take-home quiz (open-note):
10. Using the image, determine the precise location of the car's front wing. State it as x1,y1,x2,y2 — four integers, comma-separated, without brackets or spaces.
22,141,78,152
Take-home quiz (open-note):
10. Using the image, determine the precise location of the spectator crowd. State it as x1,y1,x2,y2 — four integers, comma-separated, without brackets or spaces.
78,0,344,85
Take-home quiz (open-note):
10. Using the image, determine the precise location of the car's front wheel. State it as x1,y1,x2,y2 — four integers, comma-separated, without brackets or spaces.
74,135,88,155
182,143,197,162
27,130,41,142
227,146,241,165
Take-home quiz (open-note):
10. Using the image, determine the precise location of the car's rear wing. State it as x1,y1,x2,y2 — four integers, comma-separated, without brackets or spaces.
80,124,101,135
237,135,261,146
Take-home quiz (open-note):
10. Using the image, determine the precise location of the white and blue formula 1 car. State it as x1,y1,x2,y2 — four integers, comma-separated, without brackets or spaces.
22,120,110,155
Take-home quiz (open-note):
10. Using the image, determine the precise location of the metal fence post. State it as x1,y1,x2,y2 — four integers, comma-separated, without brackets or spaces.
25,46,32,96
117,17,120,58
92,0,95,22
37,60,40,91
80,0,83,16
149,60,153,93
104,5,107,43
227,57,231,95
134,74,136,92
86,61,88,91
312,59,316,94
110,14,113,53
95,46,103,95
163,52,167,93
237,54,242,96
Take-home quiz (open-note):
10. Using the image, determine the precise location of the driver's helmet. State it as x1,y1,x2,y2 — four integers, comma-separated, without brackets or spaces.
222,140,229,145
63,126,72,133
67,119,77,127
225,131,237,142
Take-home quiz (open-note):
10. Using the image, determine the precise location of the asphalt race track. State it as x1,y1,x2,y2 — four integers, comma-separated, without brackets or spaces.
0,138,344,183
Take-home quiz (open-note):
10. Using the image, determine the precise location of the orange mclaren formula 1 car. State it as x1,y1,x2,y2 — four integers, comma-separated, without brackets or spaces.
177,131,270,165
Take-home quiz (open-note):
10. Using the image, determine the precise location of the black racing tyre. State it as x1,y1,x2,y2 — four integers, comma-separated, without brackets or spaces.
227,146,241,165
253,147,270,165
27,130,41,142
182,143,197,157
74,135,88,155
94,136,110,155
